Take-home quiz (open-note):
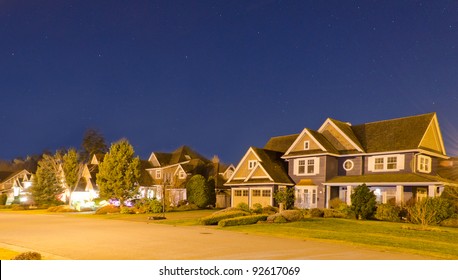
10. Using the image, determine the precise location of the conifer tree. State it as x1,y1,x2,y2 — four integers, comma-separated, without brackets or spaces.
32,153,64,205
96,139,141,205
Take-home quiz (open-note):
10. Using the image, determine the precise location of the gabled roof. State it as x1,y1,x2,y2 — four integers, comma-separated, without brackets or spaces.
351,112,438,154
225,147,294,186
148,145,209,167
264,134,299,153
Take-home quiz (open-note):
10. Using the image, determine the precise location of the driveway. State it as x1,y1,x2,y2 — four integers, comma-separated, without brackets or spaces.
0,212,428,260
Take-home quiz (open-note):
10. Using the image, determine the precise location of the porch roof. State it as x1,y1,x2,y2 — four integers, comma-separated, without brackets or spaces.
325,173,458,186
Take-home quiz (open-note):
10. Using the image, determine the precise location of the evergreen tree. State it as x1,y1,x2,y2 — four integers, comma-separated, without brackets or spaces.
351,183,377,220
186,174,216,208
62,148,84,205
32,154,64,205
96,139,141,205
80,128,108,162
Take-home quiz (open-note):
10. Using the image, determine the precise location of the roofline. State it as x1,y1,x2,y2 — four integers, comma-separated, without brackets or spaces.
284,128,327,156
352,112,436,126
318,118,364,152
225,147,262,183
324,181,452,187
145,161,190,170
281,149,450,159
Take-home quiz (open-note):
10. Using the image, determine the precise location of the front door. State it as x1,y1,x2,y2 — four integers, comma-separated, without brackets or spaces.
295,186,317,209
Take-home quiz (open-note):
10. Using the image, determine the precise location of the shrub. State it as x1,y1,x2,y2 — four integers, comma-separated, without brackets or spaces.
310,208,324,217
441,218,458,228
135,198,163,214
329,198,345,209
251,203,263,214
273,187,295,209
120,207,135,214
280,210,303,221
262,205,278,215
218,215,268,227
375,204,401,222
199,210,248,225
186,175,216,208
0,194,7,205
175,203,199,211
351,184,376,220
407,197,453,226
12,251,42,260
323,209,347,218
95,205,120,215
236,202,250,213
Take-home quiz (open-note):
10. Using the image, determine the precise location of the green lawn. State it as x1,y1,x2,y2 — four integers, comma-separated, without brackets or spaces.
0,248,20,260
219,218,458,259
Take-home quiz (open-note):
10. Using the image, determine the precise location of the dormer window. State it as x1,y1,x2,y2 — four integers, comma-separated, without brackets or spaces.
417,155,432,173
304,141,310,150
248,160,257,170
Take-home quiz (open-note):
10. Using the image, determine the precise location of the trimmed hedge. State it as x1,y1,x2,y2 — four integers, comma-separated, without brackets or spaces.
218,215,268,227
47,205,78,213
280,210,303,221
199,210,248,225
95,205,120,215
12,251,42,260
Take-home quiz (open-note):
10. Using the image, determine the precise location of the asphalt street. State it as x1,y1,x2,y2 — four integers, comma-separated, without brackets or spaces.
0,212,429,260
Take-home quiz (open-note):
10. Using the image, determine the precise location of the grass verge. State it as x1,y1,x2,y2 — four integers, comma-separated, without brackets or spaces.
0,248,20,260
219,218,458,259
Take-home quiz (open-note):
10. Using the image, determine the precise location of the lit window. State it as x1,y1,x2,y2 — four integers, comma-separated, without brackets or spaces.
304,141,310,150
418,155,432,173
248,160,257,170
343,160,354,171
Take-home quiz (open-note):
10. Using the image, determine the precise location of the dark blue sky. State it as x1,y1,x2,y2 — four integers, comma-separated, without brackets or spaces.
1,0,458,163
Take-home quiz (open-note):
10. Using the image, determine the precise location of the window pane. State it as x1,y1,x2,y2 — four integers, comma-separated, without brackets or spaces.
387,157,397,169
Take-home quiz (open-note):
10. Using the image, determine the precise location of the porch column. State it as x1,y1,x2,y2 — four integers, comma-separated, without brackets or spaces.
396,185,404,206
230,189,234,207
428,185,437,198
346,186,352,206
325,185,331,209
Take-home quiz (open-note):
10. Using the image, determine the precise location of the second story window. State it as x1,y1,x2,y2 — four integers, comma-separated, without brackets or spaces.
418,155,432,173
295,157,319,175
369,155,404,172
248,160,257,170
304,141,310,150
155,170,162,179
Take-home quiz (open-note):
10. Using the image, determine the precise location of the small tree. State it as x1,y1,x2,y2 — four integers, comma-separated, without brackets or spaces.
32,153,64,205
62,148,84,206
407,197,453,227
96,139,141,206
186,174,215,208
351,184,376,220
273,187,295,209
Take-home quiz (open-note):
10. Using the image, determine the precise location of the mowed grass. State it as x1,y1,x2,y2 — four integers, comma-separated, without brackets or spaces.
219,218,458,259
0,248,20,260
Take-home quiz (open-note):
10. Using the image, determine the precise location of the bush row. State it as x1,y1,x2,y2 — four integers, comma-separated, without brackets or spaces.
199,210,248,225
218,215,269,227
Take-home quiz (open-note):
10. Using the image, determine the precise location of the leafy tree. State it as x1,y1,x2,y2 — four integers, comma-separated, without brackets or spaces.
62,148,84,205
186,174,216,208
351,184,376,220
273,187,295,209
96,139,141,205
31,154,64,205
80,128,108,162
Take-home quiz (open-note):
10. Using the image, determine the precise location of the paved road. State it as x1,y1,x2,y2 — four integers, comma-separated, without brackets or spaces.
0,212,429,260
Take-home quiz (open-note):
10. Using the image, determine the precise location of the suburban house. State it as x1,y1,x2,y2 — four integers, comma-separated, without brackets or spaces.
226,112,458,209
144,145,229,206
68,154,103,209
0,169,33,205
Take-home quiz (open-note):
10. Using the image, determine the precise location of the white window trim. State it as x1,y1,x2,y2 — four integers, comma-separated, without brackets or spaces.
248,160,257,170
178,171,186,179
343,159,354,171
368,154,405,172
417,155,432,173
304,141,310,150
294,157,320,175
155,170,162,179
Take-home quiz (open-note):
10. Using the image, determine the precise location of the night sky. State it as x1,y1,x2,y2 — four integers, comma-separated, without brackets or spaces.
1,0,458,164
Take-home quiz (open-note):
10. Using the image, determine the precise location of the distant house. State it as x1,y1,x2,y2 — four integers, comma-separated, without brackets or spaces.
0,169,33,205
68,154,103,208
226,112,458,209
145,145,225,206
